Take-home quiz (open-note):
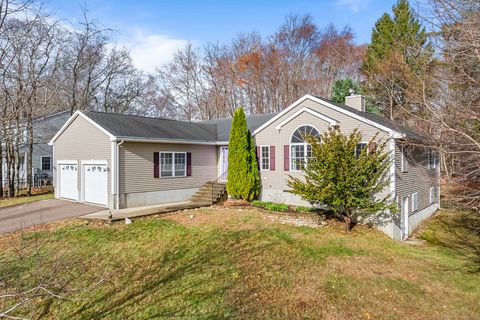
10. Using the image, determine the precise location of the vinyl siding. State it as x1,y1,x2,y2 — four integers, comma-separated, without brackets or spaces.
53,115,112,197
395,143,439,213
119,142,217,194
254,97,392,203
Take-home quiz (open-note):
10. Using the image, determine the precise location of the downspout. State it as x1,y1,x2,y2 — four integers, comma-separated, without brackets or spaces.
116,140,124,211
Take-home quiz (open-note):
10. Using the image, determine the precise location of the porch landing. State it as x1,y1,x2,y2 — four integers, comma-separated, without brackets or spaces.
82,201,212,222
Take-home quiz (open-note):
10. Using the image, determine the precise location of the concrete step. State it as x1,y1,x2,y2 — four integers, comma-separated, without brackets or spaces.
193,190,224,197
197,185,226,191
188,181,227,204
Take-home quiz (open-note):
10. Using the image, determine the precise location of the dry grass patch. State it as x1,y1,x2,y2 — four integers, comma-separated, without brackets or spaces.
0,207,479,319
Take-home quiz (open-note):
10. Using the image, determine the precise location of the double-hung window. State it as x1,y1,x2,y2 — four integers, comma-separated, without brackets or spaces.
41,156,51,171
160,152,186,177
428,149,437,169
290,125,319,171
261,146,270,170
401,146,408,172
411,192,418,212
429,186,437,204
355,142,368,158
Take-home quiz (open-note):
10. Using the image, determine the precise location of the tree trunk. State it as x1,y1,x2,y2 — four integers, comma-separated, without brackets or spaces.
0,143,3,197
344,215,352,231
26,112,33,195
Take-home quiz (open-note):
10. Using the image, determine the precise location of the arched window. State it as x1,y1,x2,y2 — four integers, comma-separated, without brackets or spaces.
290,125,319,171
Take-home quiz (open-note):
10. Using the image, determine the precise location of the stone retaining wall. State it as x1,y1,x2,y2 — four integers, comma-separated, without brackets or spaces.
261,211,326,227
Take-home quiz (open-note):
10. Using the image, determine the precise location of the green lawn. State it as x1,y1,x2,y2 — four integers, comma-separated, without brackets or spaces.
0,207,479,319
0,193,53,208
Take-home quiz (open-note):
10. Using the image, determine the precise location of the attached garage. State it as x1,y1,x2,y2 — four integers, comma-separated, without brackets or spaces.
51,112,114,209
81,161,108,206
58,161,78,201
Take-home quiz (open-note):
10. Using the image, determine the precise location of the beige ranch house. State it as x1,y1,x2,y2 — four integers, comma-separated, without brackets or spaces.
49,94,440,241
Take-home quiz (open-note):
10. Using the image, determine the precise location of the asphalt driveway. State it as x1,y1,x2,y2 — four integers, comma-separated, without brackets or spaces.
0,199,103,234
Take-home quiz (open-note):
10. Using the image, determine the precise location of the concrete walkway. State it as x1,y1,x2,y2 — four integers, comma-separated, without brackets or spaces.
82,201,212,222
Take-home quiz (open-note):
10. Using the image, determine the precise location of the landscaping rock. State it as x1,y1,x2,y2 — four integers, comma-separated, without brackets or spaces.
223,199,250,207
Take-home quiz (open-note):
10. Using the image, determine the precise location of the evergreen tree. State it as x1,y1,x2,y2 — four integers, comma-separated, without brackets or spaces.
227,107,260,201
331,78,361,104
361,0,432,121
287,128,396,230
331,78,380,114
246,130,260,201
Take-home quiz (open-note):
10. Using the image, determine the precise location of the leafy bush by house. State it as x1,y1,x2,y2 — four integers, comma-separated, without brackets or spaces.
293,206,319,213
288,127,396,230
251,200,289,212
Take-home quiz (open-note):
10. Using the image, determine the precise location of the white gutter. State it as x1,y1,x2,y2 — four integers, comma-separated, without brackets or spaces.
116,140,124,211
114,137,218,145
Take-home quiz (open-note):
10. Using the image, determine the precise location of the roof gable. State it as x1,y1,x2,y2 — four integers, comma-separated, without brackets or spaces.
252,94,426,140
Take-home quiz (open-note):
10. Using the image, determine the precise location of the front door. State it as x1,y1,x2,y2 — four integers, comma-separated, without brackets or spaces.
220,146,228,182
401,196,409,240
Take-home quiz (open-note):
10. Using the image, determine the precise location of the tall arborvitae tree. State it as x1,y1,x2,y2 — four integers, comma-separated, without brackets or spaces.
246,130,260,201
227,107,260,201
361,0,433,121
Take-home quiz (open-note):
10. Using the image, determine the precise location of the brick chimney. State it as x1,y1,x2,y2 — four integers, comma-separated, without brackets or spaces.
345,94,365,112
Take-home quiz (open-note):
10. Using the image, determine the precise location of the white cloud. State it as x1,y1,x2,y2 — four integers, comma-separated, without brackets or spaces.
335,0,368,13
119,30,189,73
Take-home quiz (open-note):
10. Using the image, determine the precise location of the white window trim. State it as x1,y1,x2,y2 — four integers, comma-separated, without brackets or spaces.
290,143,308,171
427,149,437,170
401,146,408,172
260,145,270,171
160,151,187,178
355,141,368,157
253,95,404,138
429,186,435,204
411,192,418,212
275,107,338,130
289,124,319,172
41,156,52,171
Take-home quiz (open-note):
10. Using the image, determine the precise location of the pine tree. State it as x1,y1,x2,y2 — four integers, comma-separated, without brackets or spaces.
361,0,432,121
331,78,360,104
227,107,260,201
287,128,396,230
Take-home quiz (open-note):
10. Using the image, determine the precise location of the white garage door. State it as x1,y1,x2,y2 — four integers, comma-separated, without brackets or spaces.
83,163,108,206
59,163,78,201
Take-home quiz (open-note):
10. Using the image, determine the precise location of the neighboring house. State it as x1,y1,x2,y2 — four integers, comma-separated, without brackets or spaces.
49,94,440,241
2,110,70,189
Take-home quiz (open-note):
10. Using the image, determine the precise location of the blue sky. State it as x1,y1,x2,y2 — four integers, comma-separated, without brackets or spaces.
46,0,397,71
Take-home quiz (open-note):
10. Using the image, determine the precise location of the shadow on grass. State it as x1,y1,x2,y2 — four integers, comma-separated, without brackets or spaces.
420,211,480,273
64,229,273,319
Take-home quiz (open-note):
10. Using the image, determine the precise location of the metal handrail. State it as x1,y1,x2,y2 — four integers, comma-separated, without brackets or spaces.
211,170,228,203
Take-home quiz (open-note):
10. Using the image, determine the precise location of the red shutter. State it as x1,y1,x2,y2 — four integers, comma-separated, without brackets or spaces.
284,145,289,171
368,142,377,154
270,146,275,171
256,146,260,169
153,152,159,178
186,152,192,176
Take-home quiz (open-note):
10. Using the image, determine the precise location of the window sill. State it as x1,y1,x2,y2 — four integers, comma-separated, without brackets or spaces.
159,176,188,179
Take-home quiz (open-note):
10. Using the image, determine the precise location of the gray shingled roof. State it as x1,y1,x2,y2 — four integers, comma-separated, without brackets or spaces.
200,113,278,141
316,97,426,141
83,98,425,143
84,111,218,142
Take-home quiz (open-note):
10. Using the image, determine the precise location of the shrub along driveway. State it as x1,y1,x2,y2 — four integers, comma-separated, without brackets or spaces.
0,199,102,234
